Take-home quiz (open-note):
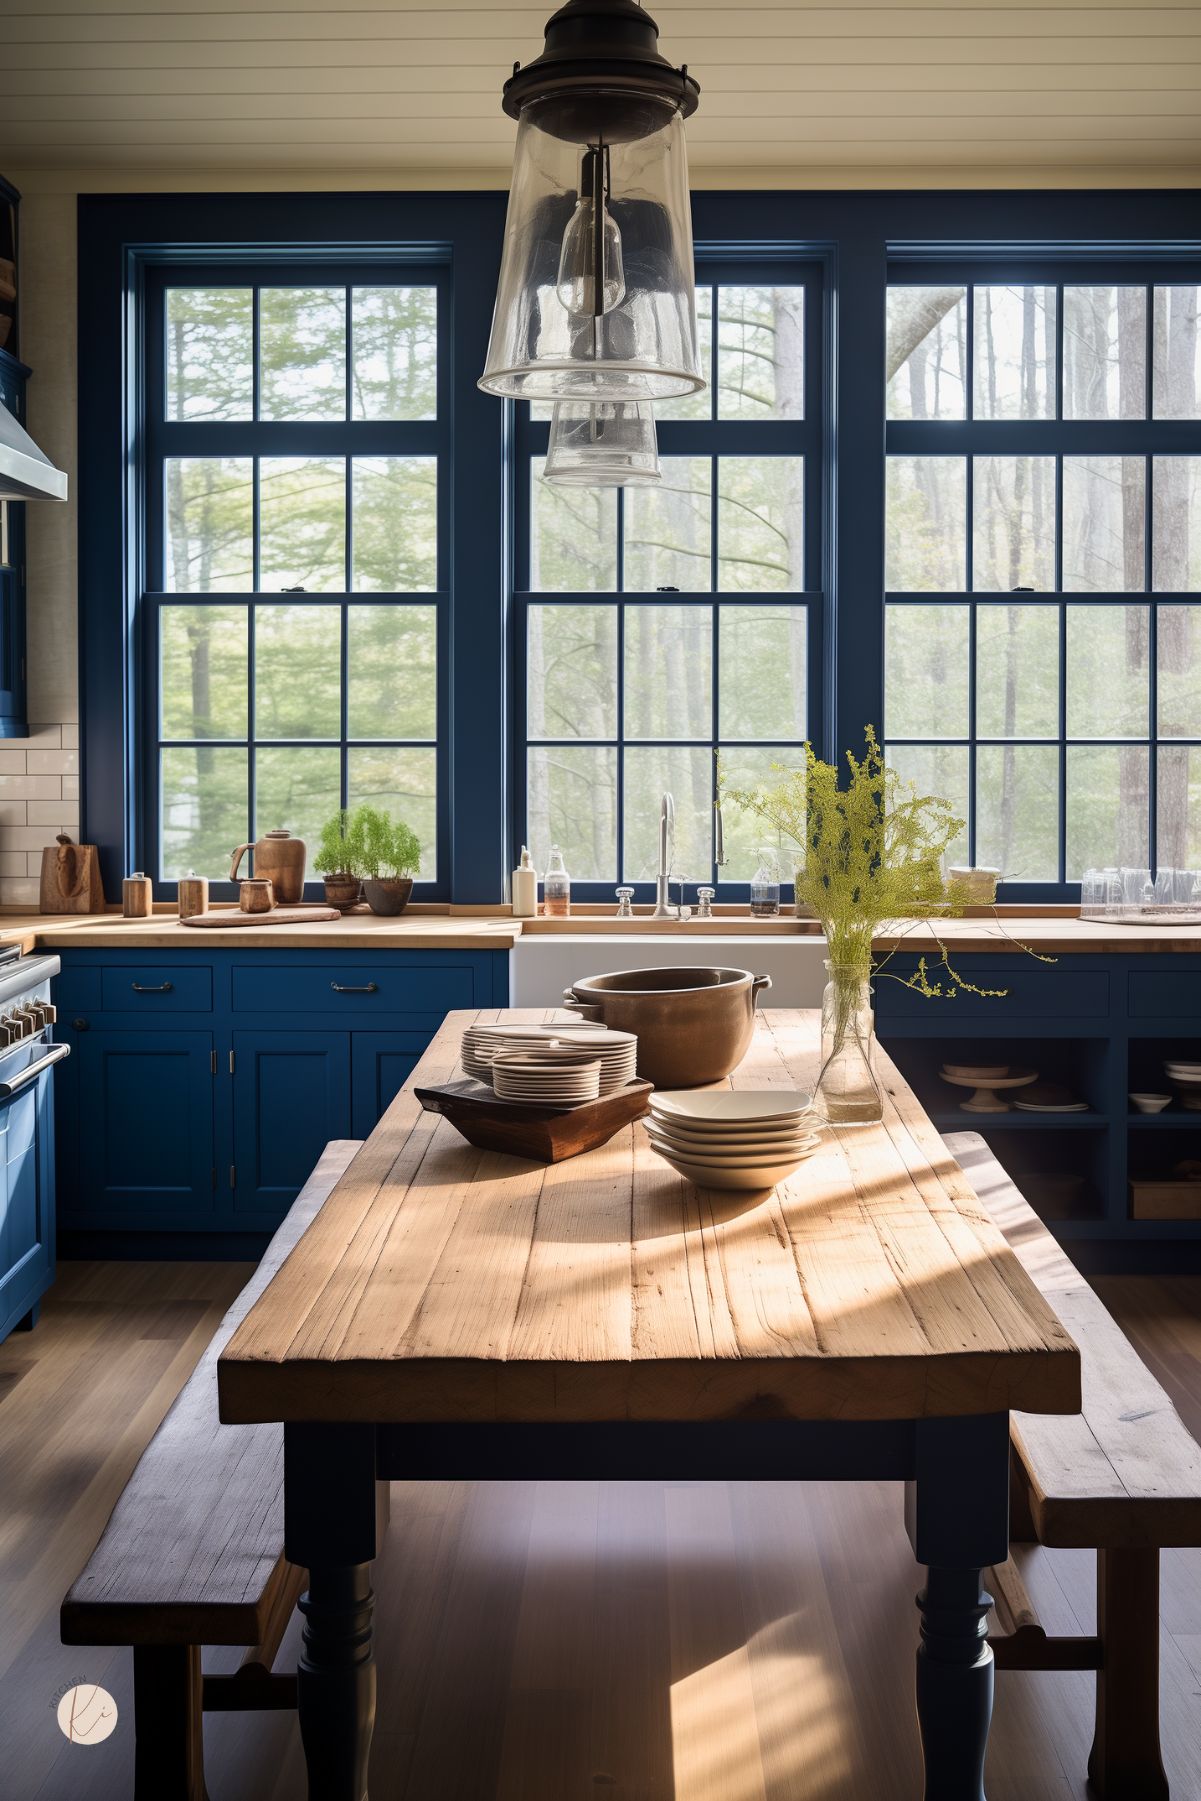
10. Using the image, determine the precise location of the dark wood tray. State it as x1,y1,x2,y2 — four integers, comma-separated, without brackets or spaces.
414,1078,653,1163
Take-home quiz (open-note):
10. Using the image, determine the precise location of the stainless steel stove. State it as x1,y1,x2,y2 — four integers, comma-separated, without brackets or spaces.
0,951,69,1340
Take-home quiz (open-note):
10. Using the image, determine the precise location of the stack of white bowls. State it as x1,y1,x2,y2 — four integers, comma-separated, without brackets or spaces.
645,1090,820,1190
1165,1058,1201,1111
462,1022,636,1095
491,1048,603,1106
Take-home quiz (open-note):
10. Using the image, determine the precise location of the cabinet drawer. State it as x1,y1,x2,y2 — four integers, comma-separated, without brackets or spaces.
1128,970,1201,1019
100,965,213,1012
876,961,1109,1021
232,963,476,1017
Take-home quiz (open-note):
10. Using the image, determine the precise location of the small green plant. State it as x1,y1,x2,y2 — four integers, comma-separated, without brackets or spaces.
721,726,1049,1002
343,804,421,880
313,808,359,877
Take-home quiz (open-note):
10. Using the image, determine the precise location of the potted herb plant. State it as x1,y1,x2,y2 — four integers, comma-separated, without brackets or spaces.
344,804,421,916
313,809,363,911
723,727,1043,1126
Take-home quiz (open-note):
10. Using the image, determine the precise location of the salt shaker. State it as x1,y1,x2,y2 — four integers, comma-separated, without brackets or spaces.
122,872,153,918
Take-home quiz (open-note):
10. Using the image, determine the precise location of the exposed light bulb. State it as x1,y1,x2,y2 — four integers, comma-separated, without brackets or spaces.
556,143,625,318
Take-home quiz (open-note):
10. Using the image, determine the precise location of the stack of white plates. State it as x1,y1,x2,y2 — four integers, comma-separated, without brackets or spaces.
1165,1060,1201,1111
462,1021,636,1094
645,1090,820,1191
491,1048,603,1106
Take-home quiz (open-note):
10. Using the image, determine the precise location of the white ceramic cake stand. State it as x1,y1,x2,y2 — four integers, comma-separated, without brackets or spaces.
941,1068,1038,1113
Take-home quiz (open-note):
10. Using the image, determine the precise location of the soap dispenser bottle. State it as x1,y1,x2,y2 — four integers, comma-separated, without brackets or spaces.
512,845,537,918
542,845,571,917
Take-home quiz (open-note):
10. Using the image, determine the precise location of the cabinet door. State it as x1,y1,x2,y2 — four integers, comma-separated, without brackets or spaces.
65,1029,215,1224
0,1079,54,1340
351,1032,428,1137
232,1031,351,1220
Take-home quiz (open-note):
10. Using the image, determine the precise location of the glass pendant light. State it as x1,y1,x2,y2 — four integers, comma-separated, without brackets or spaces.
479,0,704,404
544,401,661,485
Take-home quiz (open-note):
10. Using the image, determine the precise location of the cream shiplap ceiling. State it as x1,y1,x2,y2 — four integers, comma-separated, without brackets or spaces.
1,0,1199,185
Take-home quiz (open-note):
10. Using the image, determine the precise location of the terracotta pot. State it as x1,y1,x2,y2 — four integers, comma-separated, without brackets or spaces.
363,876,413,916
566,966,772,1089
323,873,362,912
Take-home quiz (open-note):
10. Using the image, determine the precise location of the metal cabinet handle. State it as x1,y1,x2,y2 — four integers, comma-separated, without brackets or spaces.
131,981,174,994
0,1042,71,1097
330,981,378,994
72,1017,89,1031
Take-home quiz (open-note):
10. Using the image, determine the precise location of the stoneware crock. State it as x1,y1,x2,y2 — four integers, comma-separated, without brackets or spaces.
565,967,772,1088
363,876,413,917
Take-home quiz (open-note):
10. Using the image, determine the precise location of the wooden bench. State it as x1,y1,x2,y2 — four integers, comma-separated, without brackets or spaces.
61,1139,365,1801
951,1131,1201,1801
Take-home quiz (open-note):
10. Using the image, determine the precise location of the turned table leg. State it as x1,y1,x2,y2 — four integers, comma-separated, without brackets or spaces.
284,1423,379,1801
906,1413,1011,1801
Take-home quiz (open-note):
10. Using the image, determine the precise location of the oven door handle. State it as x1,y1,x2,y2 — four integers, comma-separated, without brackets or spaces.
0,1041,71,1098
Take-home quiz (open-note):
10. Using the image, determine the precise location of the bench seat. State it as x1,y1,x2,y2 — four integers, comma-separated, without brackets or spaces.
951,1131,1201,1801
61,1139,363,1797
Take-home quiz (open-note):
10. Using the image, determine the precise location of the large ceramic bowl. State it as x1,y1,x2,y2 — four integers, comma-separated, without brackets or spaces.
564,966,772,1088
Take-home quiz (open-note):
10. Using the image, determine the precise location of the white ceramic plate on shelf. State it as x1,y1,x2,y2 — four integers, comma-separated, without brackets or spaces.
650,1090,813,1127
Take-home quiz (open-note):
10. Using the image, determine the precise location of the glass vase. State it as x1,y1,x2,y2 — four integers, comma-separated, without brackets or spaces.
817,960,882,1126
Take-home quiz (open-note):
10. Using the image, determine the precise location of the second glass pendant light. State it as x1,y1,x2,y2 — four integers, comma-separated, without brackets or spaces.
544,399,661,486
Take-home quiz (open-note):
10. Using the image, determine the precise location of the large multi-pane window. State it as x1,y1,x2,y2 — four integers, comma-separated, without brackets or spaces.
145,267,445,887
885,275,1201,886
516,270,821,894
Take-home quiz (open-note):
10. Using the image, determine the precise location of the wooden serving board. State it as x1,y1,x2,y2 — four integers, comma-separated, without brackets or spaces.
180,906,342,929
414,1077,653,1162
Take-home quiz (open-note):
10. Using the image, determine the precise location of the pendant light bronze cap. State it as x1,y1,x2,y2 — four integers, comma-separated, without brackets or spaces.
502,0,700,127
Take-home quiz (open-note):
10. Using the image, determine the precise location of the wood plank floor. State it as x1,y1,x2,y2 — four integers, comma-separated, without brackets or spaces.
3,1260,1201,1800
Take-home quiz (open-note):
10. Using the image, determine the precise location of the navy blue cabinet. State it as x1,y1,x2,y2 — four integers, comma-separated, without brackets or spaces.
232,1029,351,1221
66,1028,216,1226
55,944,508,1243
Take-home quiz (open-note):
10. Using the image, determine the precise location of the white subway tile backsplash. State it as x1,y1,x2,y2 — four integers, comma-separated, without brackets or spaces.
26,749,78,776
0,877,41,907
62,774,79,800
0,775,66,801
0,802,27,828
27,801,79,828
14,725,62,749
6,826,72,852
0,751,27,775
0,853,27,877
61,725,79,750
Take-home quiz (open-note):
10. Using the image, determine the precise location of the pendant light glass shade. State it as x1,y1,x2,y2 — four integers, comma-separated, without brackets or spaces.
544,401,661,485
479,0,704,404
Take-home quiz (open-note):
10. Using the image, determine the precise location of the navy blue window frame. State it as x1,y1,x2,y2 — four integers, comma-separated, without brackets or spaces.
885,254,1201,900
513,256,824,903
78,191,1201,906
142,257,451,897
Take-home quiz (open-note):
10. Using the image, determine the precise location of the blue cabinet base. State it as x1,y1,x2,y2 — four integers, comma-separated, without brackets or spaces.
54,946,508,1246
877,951,1201,1269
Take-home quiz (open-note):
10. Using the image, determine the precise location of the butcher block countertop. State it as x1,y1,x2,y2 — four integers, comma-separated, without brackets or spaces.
217,1007,1081,1429
1,907,1198,955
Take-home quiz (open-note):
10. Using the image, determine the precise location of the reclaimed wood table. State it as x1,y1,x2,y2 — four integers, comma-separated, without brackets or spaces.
218,1008,1081,1801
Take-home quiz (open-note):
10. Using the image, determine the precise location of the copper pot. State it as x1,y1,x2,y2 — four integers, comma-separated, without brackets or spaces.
565,966,772,1089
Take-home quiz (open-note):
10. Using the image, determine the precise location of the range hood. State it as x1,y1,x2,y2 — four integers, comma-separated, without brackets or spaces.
0,404,67,502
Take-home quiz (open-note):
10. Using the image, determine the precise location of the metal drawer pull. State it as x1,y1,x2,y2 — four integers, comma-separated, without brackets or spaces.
0,1042,71,1097
330,981,378,994
131,981,174,994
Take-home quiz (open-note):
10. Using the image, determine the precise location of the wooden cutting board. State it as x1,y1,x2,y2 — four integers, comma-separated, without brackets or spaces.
180,906,342,928
39,835,106,914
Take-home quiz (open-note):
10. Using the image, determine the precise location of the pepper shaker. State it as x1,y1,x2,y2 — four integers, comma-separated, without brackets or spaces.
123,872,153,918
177,870,208,919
